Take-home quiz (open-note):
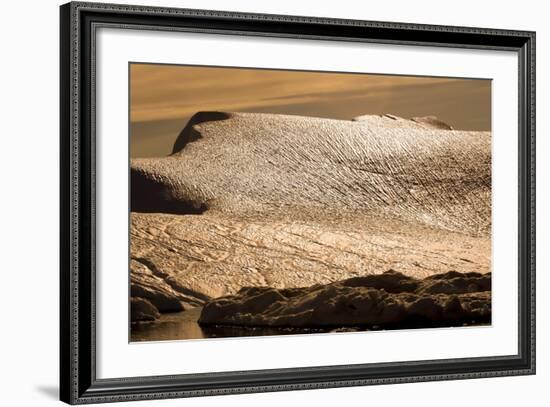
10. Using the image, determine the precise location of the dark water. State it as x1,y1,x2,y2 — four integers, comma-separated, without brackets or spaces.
130,307,490,342
130,307,332,342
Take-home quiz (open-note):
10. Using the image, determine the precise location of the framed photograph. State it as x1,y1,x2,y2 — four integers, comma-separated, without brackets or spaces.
60,1,536,404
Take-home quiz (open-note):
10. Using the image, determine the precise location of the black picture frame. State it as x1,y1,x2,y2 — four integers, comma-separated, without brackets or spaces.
60,1,536,404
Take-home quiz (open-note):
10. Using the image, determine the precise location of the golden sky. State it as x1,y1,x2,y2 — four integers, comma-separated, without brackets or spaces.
130,63,491,157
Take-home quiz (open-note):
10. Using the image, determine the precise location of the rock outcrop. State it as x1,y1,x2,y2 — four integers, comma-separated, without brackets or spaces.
131,297,161,322
130,258,208,321
198,270,491,328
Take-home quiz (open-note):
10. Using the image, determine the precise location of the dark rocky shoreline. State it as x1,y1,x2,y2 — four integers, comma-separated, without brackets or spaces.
198,270,491,329
132,269,491,340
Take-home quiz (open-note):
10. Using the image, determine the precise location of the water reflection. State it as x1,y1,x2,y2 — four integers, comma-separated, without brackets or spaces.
130,307,490,342
130,307,330,342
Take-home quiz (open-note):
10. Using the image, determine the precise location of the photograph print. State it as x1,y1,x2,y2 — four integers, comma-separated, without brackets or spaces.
129,63,492,342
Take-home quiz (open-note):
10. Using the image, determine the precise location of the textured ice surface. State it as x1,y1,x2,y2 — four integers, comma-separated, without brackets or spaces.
130,112,491,325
